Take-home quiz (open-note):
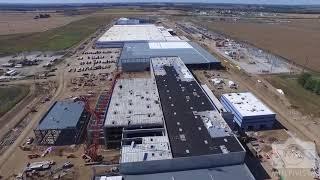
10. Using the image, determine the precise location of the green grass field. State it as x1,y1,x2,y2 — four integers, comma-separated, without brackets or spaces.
0,85,29,117
267,75,320,117
0,16,112,56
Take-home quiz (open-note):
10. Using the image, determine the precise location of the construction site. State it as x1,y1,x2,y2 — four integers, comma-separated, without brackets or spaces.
175,21,300,75
0,16,319,180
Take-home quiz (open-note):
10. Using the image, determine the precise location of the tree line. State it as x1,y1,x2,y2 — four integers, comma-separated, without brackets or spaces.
298,72,320,94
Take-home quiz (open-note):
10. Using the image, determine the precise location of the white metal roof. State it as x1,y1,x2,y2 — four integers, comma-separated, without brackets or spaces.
97,24,182,43
98,25,164,42
99,176,123,180
222,92,275,117
121,136,172,163
148,42,192,49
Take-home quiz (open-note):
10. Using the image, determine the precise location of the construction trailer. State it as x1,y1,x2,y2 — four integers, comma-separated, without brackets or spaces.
34,101,90,146
220,92,276,131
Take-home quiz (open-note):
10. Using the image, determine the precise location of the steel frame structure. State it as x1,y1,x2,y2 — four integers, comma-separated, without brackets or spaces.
34,109,90,146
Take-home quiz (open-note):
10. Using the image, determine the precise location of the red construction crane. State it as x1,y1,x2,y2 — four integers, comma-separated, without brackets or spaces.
81,70,121,162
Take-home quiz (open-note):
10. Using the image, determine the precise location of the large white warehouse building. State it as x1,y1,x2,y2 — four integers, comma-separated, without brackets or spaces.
96,24,183,48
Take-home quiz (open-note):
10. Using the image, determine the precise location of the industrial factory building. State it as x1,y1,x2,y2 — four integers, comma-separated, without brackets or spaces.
119,41,221,71
116,17,153,25
221,92,276,131
96,19,221,71
96,24,183,48
103,57,249,176
95,18,255,179
34,101,90,145
104,78,166,148
95,164,255,180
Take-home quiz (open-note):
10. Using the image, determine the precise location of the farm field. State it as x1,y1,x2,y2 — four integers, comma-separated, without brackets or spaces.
266,74,320,117
193,18,320,72
0,12,87,35
0,16,112,55
0,85,29,117
0,8,167,56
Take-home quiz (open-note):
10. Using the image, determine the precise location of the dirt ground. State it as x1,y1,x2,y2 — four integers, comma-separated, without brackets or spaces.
0,12,87,35
166,17,320,154
193,70,247,98
0,21,119,179
193,18,320,72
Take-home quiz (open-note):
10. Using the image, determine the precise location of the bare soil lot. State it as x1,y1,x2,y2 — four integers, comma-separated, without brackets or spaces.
194,18,320,72
0,12,86,35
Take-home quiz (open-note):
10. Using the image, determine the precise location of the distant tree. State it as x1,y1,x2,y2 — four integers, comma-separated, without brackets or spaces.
304,78,316,90
314,80,320,94
38,14,50,19
298,72,311,86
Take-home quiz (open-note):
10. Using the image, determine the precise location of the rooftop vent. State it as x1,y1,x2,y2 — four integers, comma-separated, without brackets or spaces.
179,134,186,141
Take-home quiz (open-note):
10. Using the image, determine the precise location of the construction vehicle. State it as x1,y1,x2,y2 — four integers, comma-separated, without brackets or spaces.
26,137,34,145
19,145,31,151
66,153,76,159
62,162,73,169
25,160,55,172
28,154,40,159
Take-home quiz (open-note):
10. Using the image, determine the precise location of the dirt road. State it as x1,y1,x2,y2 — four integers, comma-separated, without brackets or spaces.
0,67,65,168
0,17,108,177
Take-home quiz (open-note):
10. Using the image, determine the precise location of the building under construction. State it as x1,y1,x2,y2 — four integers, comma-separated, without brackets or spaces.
102,57,252,177
95,18,255,179
34,101,90,145
104,78,165,149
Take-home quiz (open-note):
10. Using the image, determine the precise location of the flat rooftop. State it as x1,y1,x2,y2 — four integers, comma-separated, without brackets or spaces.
121,136,172,163
104,78,164,127
222,92,275,117
95,164,255,180
120,42,220,65
151,57,244,158
97,24,181,43
36,101,85,130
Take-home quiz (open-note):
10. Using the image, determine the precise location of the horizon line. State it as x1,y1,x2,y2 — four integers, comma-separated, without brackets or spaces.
0,2,319,6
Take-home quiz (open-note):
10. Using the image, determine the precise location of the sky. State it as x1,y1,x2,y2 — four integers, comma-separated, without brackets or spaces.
1,0,320,5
